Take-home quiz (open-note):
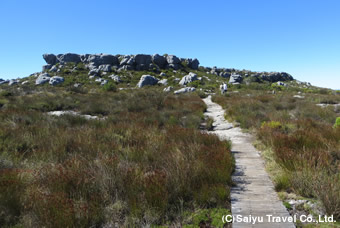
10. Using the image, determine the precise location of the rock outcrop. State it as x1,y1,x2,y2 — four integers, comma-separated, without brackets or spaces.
179,72,198,86
136,75,159,88
42,53,201,72
174,87,196,94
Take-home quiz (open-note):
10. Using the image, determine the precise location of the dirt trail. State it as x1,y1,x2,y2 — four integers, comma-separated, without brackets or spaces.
203,95,295,228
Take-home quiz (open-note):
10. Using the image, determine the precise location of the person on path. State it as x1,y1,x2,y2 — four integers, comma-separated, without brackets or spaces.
220,82,228,94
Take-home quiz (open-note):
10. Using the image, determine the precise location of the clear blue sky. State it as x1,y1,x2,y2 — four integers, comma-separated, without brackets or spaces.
1,0,339,89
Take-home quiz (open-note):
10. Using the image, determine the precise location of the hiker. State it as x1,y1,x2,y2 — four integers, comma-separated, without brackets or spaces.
220,82,228,94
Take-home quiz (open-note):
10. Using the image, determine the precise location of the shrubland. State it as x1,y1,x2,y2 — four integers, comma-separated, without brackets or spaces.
213,84,340,220
0,87,233,227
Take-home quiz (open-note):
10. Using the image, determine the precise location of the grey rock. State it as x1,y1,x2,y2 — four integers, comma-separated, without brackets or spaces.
57,53,81,63
163,86,173,92
186,58,200,70
158,79,168,85
100,80,108,86
43,54,58,65
174,87,196,94
166,55,181,64
42,64,53,71
88,68,100,76
95,78,104,83
49,76,64,86
118,65,134,71
21,80,29,85
120,56,134,66
74,83,82,88
219,72,231,78
229,74,243,84
277,81,287,86
109,75,122,83
136,75,159,88
134,54,152,66
179,72,198,86
0,80,9,85
36,73,51,85
8,80,19,86
87,54,118,66
152,54,167,68
50,65,58,72
168,63,180,70
159,72,166,77
98,64,112,72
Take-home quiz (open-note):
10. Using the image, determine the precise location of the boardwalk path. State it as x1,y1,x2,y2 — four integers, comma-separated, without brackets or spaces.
203,95,295,228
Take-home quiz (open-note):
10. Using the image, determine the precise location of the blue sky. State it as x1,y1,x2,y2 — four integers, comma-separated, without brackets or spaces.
0,0,339,89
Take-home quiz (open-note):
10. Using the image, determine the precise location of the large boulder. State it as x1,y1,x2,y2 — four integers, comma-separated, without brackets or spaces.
49,76,64,86
260,72,294,82
229,74,243,84
134,54,152,65
174,87,196,94
57,53,81,63
152,54,167,68
219,72,231,78
87,54,118,66
166,55,181,64
186,58,200,70
136,75,159,88
43,54,58,65
179,72,198,86
36,73,51,85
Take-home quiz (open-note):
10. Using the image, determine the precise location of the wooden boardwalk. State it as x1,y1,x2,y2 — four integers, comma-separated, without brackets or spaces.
203,96,295,228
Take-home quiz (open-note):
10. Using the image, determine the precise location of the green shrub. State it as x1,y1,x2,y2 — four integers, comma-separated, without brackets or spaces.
101,82,117,92
334,117,340,128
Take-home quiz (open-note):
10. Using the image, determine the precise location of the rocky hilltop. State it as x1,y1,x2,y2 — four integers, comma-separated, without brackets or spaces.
0,53,295,90
43,53,200,72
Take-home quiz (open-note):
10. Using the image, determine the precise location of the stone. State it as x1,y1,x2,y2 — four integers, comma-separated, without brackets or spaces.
0,79,9,85
168,63,180,70
118,65,134,71
88,68,100,76
163,86,173,92
134,54,152,66
159,72,166,77
186,58,200,70
136,75,159,88
74,83,82,88
49,76,64,86
109,75,122,82
8,80,19,86
87,54,118,66
98,64,112,72
120,56,135,66
43,54,58,65
42,64,53,71
179,72,198,85
229,74,243,84
166,55,181,64
158,79,168,85
152,54,167,68
21,80,29,85
100,80,108,86
50,65,58,72
293,95,305,99
219,72,231,78
277,81,287,86
174,87,196,94
57,53,81,63
36,73,51,85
